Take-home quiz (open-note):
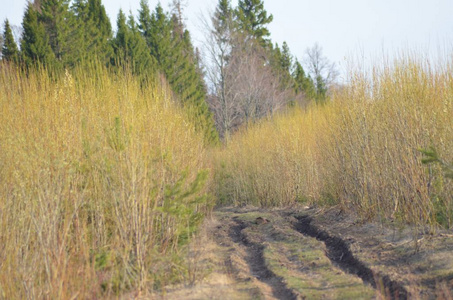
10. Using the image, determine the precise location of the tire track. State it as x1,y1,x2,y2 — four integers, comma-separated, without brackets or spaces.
293,215,408,300
229,218,298,300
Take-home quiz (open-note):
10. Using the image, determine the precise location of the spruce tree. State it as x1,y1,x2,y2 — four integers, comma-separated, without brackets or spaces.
0,35,3,58
280,42,292,73
112,9,155,75
21,2,55,66
138,1,218,144
236,0,273,46
138,0,153,44
38,0,72,62
274,41,293,88
2,19,20,63
127,13,156,75
169,6,219,144
72,0,112,63
293,59,316,100
112,9,129,64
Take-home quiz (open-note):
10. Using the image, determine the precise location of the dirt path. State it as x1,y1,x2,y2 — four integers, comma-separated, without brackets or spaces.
156,206,453,300
229,217,298,300
293,215,407,299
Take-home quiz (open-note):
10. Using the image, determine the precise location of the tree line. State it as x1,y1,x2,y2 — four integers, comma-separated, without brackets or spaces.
1,0,337,141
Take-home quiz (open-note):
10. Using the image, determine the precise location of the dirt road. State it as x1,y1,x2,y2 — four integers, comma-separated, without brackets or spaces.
157,207,453,299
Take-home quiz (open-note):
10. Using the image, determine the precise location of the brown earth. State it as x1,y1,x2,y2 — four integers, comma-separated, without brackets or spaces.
150,206,453,300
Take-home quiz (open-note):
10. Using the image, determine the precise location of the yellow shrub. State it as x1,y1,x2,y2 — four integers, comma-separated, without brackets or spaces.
0,62,210,298
213,55,453,227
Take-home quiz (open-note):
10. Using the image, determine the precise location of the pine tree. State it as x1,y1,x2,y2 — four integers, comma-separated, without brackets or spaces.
215,0,233,29
2,19,20,62
21,2,55,66
235,0,273,46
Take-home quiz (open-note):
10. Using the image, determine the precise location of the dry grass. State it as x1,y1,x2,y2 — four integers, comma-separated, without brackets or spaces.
0,62,211,298
213,54,453,228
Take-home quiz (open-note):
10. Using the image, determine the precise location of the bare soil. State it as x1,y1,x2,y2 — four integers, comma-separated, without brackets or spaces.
152,206,453,299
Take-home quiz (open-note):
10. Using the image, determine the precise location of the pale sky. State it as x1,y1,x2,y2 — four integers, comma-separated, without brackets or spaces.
1,0,453,79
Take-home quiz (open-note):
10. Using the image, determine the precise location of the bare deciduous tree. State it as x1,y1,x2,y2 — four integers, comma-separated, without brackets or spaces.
229,40,289,125
304,43,338,100
201,6,292,140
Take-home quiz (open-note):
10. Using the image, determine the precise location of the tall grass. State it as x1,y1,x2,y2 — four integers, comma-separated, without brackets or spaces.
213,55,453,227
0,62,211,298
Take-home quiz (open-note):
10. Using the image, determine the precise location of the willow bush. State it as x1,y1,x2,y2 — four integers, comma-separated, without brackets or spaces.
0,62,211,298
213,54,453,228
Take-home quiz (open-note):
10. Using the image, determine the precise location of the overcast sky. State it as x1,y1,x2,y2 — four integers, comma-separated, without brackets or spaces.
1,0,453,79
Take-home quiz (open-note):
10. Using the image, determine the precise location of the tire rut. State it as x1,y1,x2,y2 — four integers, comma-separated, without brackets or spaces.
229,217,298,300
293,215,408,300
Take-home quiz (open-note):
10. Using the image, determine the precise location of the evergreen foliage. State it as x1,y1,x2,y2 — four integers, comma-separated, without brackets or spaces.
111,9,156,75
271,42,293,88
72,0,112,63
420,147,453,179
293,60,316,100
235,0,273,46
2,19,19,62
280,42,292,73
38,0,71,63
21,2,55,66
138,1,218,144
214,0,234,32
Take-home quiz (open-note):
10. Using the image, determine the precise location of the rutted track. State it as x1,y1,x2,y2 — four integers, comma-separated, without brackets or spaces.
161,207,451,299
229,217,298,300
293,215,408,300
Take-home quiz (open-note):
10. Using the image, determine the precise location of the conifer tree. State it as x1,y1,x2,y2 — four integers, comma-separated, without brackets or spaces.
21,2,55,66
215,0,234,28
138,0,153,44
38,0,71,62
2,19,20,62
72,0,112,63
280,42,292,73
235,0,273,46
293,59,316,100
128,13,157,75
270,42,294,88
138,1,218,144
169,4,218,144
0,35,3,57
112,9,155,75
112,9,130,63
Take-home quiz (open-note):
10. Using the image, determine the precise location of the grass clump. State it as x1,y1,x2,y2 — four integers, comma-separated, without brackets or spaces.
213,54,453,228
0,62,212,298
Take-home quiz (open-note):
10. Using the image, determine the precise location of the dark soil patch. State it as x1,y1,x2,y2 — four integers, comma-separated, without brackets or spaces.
294,215,408,300
229,217,298,300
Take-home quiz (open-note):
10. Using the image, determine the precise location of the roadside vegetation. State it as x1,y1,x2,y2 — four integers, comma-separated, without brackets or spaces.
213,55,453,228
1,0,452,298
0,63,211,298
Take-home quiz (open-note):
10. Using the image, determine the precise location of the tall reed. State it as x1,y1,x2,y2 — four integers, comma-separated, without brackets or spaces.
0,62,211,298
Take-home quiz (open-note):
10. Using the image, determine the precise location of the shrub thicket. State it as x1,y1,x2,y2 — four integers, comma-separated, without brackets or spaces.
213,55,453,228
0,62,211,298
